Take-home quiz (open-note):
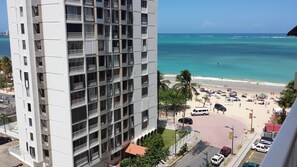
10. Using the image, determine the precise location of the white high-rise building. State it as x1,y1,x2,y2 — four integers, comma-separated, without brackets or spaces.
7,0,158,166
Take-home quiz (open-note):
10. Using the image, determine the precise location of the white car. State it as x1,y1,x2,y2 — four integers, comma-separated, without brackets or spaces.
211,153,224,165
251,143,270,153
191,107,209,116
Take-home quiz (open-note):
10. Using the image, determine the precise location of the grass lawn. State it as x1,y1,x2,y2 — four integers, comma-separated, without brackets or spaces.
158,128,189,148
158,128,176,148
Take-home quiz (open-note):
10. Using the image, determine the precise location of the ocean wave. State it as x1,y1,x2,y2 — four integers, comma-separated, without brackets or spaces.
163,74,286,87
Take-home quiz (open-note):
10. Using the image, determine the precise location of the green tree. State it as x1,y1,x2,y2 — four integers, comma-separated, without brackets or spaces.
278,80,297,109
174,69,197,127
0,113,9,133
159,88,184,112
277,80,297,123
157,70,171,120
0,56,12,91
158,70,170,90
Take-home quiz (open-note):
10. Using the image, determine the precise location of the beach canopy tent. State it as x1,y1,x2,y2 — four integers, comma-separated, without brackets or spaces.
287,26,297,36
257,93,267,100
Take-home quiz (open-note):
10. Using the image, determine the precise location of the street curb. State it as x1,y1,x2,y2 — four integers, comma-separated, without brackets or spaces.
167,131,202,167
230,133,258,167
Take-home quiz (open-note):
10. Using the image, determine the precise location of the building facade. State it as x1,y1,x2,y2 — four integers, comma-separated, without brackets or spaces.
7,0,158,166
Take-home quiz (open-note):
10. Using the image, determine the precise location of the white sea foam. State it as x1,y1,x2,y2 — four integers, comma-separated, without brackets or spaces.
163,74,286,87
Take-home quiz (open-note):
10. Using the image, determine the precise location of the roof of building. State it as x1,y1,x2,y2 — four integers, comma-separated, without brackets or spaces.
124,143,147,156
265,123,281,132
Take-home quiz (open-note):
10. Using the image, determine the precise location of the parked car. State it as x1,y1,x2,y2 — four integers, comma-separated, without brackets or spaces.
251,143,270,153
191,107,209,116
251,141,271,150
220,146,231,157
243,162,260,167
211,153,224,166
214,103,226,112
0,136,12,145
178,117,193,124
260,136,273,143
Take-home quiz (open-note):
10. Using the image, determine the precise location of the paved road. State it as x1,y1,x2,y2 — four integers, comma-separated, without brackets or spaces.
177,113,248,149
239,148,266,166
174,140,220,167
0,139,29,167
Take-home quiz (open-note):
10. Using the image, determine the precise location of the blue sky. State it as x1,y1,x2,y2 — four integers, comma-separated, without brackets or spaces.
1,0,297,33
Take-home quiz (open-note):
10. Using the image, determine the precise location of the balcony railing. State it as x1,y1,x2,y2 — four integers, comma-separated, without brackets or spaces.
88,109,97,117
89,124,98,131
90,138,98,146
261,99,297,167
72,82,84,90
88,80,97,87
91,152,99,160
85,32,95,38
84,0,94,5
68,49,83,56
73,128,87,138
68,32,82,39
87,64,96,71
75,156,88,167
66,0,81,3
66,14,82,21
74,143,87,153
69,65,84,73
71,97,85,107
85,15,95,21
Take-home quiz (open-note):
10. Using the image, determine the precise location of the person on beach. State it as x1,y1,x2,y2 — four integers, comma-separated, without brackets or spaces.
239,103,241,107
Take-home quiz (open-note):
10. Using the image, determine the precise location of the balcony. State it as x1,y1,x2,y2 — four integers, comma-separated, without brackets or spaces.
91,152,99,160
73,128,87,139
127,4,132,10
88,80,97,87
89,123,98,132
90,138,98,147
88,109,98,117
261,99,297,167
69,65,84,74
68,49,83,57
68,32,82,39
85,32,95,38
71,97,85,108
67,14,82,21
87,64,96,71
74,143,87,153
66,0,81,4
75,156,88,167
85,15,95,21
72,82,84,90
113,46,119,53
96,0,103,7
84,0,94,6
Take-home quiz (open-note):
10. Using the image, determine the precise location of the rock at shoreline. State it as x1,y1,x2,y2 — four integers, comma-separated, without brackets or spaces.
287,26,297,36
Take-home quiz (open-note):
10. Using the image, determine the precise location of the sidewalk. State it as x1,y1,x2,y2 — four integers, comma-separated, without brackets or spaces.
157,131,202,167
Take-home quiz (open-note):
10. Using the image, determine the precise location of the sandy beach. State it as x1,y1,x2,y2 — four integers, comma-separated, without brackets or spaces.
163,74,285,133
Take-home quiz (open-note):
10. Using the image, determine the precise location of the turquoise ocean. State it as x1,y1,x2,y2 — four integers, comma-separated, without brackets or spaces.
158,34,297,84
1,34,297,83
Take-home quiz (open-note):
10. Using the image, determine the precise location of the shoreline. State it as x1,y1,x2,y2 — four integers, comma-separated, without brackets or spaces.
163,74,285,93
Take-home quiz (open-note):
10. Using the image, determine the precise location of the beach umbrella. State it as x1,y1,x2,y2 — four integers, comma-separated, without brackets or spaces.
258,93,267,99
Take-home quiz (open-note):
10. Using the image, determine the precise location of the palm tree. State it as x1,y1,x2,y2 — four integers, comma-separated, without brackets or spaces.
157,70,171,120
0,113,9,133
174,69,197,128
158,70,170,90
